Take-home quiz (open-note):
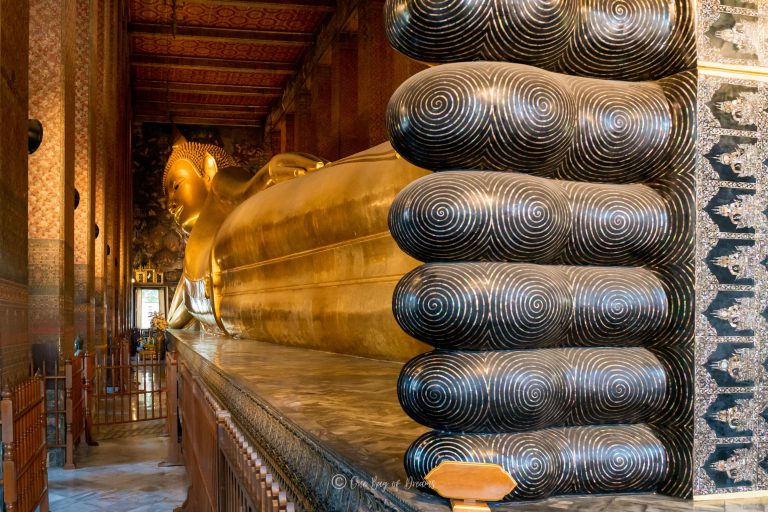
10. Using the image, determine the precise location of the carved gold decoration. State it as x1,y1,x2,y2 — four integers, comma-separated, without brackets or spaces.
134,264,163,285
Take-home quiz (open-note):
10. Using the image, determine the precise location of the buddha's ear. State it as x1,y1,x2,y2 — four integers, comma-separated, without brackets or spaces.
203,152,218,186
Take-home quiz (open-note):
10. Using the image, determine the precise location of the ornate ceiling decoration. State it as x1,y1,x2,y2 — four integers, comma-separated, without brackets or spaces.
129,0,335,128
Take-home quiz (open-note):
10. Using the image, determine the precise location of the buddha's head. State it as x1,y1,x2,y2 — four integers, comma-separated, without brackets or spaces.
162,129,237,233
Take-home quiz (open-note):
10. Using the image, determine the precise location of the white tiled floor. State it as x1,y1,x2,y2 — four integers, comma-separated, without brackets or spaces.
48,426,188,512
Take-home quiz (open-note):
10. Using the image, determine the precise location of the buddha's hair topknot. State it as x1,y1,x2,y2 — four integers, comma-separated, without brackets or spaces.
162,142,238,195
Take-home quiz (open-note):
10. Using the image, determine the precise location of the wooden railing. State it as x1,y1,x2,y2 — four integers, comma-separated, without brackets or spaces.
1,372,49,512
175,355,297,512
178,361,219,510
91,350,166,427
42,361,66,453
161,352,182,466
218,411,295,512
65,356,86,468
43,355,90,469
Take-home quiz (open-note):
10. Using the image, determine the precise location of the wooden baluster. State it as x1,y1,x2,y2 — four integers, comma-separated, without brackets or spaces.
65,359,75,469
38,371,50,512
2,384,18,511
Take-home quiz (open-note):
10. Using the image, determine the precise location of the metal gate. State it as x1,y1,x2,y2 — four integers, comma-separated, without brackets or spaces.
90,347,167,427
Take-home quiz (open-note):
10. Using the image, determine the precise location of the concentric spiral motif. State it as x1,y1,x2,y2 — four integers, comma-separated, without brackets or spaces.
563,182,669,264
388,63,575,175
387,63,690,182
394,263,667,350
386,0,696,500
405,425,668,500
389,171,669,265
384,0,694,81
563,80,671,182
398,348,666,432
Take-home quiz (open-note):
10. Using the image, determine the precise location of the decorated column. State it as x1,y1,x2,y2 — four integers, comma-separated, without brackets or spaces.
28,0,77,366
0,0,30,383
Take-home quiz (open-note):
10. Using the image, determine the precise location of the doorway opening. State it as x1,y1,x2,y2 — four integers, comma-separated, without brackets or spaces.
134,287,166,329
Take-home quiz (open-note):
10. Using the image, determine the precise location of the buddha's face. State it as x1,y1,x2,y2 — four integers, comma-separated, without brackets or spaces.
165,158,208,233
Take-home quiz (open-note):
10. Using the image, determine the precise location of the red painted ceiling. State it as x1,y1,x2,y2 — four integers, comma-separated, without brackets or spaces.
129,0,335,127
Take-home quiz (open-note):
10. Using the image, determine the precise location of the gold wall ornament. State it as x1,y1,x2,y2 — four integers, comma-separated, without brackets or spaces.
165,141,432,361
134,264,163,285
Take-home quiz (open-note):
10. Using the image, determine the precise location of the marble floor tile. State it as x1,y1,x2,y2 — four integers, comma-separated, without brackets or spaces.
47,429,187,512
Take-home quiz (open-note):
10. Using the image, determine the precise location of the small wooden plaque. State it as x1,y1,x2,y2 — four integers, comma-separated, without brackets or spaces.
425,461,517,501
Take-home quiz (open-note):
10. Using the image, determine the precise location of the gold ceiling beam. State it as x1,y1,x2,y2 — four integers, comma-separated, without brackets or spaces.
189,0,335,11
134,114,262,127
129,23,314,45
133,107,266,119
130,55,296,73
133,80,282,95
133,101,269,113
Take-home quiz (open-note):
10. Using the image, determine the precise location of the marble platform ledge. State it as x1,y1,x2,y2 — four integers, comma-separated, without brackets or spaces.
168,330,758,512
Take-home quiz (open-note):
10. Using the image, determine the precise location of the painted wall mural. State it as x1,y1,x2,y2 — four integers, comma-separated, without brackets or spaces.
131,122,267,285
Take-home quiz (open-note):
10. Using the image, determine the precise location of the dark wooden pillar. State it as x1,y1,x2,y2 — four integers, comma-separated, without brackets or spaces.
357,0,391,147
311,63,334,160
282,113,295,153
293,89,314,155
332,33,365,157
0,0,31,383
357,0,428,148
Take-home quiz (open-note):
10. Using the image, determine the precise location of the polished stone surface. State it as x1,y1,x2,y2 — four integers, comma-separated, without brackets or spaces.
492,495,768,511
169,331,768,511
170,330,429,485
47,426,187,512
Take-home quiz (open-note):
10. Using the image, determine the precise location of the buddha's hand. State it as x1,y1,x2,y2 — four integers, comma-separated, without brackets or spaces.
265,152,328,182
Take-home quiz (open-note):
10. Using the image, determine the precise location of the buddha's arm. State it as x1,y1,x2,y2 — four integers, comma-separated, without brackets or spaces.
167,279,193,329
243,152,327,198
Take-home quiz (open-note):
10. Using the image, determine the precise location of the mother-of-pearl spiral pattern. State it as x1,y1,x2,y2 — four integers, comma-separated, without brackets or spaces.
405,425,667,500
393,263,667,350
398,348,666,432
389,171,670,266
385,0,696,500
384,0,694,81
387,62,688,182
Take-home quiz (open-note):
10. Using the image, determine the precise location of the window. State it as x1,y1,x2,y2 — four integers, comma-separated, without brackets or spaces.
139,288,161,329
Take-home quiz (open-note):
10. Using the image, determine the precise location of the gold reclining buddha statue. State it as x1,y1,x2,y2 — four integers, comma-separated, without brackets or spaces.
164,131,430,361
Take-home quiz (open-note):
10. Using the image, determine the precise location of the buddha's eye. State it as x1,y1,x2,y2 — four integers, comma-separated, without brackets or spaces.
174,182,180,191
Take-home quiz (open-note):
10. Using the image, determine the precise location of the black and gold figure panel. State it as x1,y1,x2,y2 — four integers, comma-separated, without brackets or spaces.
384,0,695,81
387,63,696,183
398,348,667,432
393,263,671,350
405,425,669,500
